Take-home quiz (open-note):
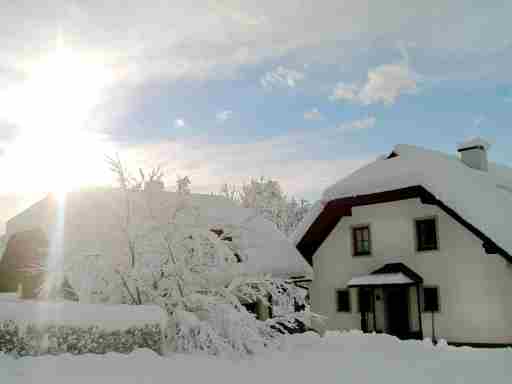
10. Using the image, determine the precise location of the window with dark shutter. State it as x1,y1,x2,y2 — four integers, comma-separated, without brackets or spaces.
336,289,351,312
423,286,440,312
352,225,371,256
415,218,438,252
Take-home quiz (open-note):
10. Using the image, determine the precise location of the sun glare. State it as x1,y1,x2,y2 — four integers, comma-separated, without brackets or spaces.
0,38,116,196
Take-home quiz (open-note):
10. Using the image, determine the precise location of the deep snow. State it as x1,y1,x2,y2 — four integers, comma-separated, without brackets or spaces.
1,331,510,384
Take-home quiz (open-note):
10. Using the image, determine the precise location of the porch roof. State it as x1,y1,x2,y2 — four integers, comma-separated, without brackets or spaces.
347,262,423,287
347,272,414,287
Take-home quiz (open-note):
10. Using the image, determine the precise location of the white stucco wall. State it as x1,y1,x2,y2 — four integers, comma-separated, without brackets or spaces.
311,197,512,344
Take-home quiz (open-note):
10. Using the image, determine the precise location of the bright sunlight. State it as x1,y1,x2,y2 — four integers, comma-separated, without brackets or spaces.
0,37,115,197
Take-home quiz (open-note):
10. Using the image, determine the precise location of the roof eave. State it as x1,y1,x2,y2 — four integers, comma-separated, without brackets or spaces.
296,185,512,265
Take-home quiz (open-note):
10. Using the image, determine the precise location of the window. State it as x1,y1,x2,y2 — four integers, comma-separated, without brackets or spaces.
423,286,440,312
352,225,371,256
415,218,438,251
336,289,351,312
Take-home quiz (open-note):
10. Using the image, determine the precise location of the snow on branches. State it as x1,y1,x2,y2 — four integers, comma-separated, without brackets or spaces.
41,158,308,357
220,178,311,237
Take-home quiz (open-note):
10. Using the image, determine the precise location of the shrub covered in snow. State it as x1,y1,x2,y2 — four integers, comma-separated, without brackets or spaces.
174,304,282,357
39,160,310,357
0,301,168,357
220,178,311,237
0,321,163,357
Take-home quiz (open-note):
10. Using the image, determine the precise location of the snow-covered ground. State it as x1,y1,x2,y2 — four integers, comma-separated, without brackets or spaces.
2,331,510,384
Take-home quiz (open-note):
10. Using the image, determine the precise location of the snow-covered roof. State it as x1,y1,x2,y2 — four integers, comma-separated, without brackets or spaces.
457,137,491,151
293,143,512,260
347,272,414,287
6,189,311,279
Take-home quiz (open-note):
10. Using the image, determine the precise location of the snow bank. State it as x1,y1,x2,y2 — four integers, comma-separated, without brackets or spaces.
1,331,510,384
0,300,168,356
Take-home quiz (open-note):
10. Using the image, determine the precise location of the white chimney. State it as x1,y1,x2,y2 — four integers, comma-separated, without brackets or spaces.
457,137,491,171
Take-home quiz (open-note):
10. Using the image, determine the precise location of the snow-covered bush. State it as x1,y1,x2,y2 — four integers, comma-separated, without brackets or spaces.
220,178,311,237
41,159,308,357
173,305,280,357
0,301,167,356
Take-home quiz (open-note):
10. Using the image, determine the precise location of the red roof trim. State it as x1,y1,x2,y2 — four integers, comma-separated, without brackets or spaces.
296,185,511,265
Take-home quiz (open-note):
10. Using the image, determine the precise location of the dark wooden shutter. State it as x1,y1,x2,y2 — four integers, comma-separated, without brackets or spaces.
423,287,439,312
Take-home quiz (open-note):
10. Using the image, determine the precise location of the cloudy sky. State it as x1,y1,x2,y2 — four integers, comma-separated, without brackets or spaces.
1,1,511,232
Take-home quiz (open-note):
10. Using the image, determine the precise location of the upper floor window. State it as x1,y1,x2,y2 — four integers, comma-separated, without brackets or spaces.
352,225,371,256
415,217,438,252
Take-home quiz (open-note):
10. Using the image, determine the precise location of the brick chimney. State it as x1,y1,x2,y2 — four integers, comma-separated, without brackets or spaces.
457,137,491,171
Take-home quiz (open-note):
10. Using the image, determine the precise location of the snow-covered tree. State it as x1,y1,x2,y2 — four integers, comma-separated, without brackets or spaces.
220,178,311,237
42,160,309,357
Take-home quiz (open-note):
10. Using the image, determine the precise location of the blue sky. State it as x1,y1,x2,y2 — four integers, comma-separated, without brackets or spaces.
0,1,511,231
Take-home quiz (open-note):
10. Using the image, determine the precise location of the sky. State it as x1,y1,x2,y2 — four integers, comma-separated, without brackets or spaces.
0,0,511,233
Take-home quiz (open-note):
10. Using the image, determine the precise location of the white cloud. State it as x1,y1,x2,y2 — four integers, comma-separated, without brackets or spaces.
260,66,305,89
216,110,233,122
0,1,510,88
330,83,360,102
337,116,376,132
331,63,418,105
174,118,186,128
303,108,323,120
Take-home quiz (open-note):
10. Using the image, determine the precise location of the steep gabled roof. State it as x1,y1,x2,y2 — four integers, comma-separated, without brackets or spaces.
293,144,512,264
5,189,311,279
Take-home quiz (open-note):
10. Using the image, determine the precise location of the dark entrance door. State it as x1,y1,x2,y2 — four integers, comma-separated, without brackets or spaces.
385,287,410,339
358,288,373,333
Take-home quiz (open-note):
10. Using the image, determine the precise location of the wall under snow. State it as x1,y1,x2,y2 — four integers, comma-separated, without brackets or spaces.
311,198,512,344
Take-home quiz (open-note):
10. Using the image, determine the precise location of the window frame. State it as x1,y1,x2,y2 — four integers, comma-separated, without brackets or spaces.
336,289,351,313
422,286,441,313
414,216,439,252
351,224,372,257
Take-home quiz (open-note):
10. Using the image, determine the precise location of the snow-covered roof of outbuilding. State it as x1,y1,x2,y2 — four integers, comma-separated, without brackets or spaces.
5,189,311,279
293,143,512,263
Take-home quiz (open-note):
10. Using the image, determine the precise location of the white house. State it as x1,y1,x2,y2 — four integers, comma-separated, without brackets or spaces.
293,138,512,346
1,183,311,301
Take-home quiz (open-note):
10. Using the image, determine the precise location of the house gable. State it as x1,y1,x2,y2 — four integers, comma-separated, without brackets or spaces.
297,185,512,265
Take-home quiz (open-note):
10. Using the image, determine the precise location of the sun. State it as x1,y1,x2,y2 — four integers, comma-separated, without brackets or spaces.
0,38,116,196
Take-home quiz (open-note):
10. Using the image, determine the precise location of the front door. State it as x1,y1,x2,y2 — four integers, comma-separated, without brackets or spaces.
358,288,373,332
385,287,410,339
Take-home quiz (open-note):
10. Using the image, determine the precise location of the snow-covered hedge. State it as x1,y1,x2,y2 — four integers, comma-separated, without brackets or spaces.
0,301,168,357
